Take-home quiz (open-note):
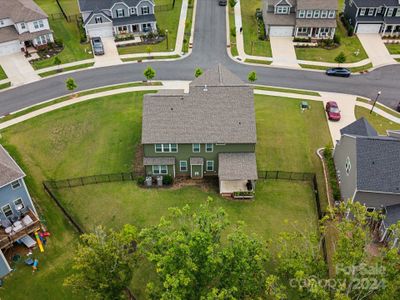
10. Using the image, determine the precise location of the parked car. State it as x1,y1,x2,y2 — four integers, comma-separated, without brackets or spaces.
91,37,104,55
397,101,400,112
219,0,227,6
325,101,341,121
326,68,351,78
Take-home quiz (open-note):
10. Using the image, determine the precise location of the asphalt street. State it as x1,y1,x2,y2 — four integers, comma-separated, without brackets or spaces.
1,0,400,116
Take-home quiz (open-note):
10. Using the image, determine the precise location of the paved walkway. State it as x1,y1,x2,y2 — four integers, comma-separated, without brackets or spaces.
270,37,300,68
0,53,40,86
358,34,397,67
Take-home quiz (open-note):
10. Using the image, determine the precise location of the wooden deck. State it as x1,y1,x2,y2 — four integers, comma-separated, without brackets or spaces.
0,210,41,250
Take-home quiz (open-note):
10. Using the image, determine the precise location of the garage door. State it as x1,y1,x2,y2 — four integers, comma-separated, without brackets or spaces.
269,26,294,37
87,25,114,38
0,40,21,56
357,24,382,34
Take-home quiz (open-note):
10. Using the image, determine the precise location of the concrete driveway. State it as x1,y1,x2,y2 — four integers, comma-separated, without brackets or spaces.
357,34,396,67
270,37,300,69
93,37,122,67
0,53,39,86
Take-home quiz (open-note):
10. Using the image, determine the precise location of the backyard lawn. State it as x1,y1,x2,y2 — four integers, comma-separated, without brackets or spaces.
386,43,400,55
295,19,368,63
33,0,92,69
355,106,400,135
0,92,329,299
0,65,7,80
241,0,272,57
118,0,183,54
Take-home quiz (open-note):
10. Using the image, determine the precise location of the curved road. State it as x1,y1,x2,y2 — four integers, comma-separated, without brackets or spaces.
1,0,400,116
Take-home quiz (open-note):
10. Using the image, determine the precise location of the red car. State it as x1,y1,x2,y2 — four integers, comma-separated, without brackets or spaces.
325,101,341,121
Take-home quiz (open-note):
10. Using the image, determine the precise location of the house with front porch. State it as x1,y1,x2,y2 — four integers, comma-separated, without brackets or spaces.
78,0,157,38
0,145,41,278
344,0,400,35
0,0,54,56
141,64,258,196
263,0,338,39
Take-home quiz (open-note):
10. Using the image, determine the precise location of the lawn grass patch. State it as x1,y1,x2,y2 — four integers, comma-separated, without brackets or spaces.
244,58,272,65
356,97,400,118
254,85,320,96
38,63,94,77
32,0,93,69
355,106,400,135
182,0,194,53
121,55,180,62
385,43,400,55
228,6,238,57
295,19,368,63
241,0,272,57
299,63,372,73
0,65,7,80
117,0,182,54
0,82,11,90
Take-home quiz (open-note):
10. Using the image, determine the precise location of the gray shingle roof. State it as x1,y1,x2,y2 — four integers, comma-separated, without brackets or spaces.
218,153,258,181
0,145,25,188
352,0,400,7
356,136,400,194
340,118,378,137
142,65,257,144
384,204,400,228
297,0,338,10
0,0,47,23
113,13,156,26
78,0,153,12
296,18,337,28
143,157,175,165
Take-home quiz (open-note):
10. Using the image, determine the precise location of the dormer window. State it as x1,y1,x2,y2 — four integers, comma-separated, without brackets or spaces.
142,6,150,15
131,8,136,15
328,10,335,18
95,16,102,24
306,10,313,18
313,10,320,18
276,6,289,14
321,10,328,18
21,23,26,30
387,8,394,17
116,8,124,18
298,10,305,18
368,8,374,16
360,8,366,16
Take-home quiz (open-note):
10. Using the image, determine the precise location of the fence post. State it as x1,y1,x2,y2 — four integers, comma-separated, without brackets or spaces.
80,177,84,186
276,171,279,179
68,179,71,188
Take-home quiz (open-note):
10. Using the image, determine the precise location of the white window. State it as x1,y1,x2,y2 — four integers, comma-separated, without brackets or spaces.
39,20,44,28
180,161,188,172
192,143,200,153
11,180,21,189
321,10,328,18
206,160,214,172
319,28,330,36
154,144,178,153
368,9,374,16
276,6,289,14
205,143,213,152
387,8,394,17
116,8,124,17
142,23,152,32
95,16,102,24
298,10,305,18
306,10,313,18
141,6,150,15
21,23,26,30
298,27,308,34
36,35,48,45
130,8,136,15
345,157,351,175
14,198,25,211
0,20,4,26
328,10,335,18
313,10,320,18
360,8,366,16
396,9,400,17
2,204,13,218
33,21,39,29
152,165,168,175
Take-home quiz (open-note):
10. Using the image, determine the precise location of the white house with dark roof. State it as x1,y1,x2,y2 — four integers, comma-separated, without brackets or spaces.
0,0,54,56
78,0,157,38
0,145,40,278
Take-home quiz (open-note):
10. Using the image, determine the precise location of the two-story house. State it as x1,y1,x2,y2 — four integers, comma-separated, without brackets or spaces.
0,0,54,56
344,0,400,35
0,145,41,278
141,64,258,196
78,0,157,38
263,0,338,39
333,119,400,247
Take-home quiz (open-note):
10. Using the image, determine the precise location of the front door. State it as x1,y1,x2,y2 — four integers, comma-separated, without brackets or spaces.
191,165,203,179
132,24,139,33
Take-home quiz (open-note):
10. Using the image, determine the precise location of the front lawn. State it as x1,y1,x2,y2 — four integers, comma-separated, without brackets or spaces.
355,106,400,135
241,0,272,57
295,19,368,63
33,0,93,69
385,43,400,54
0,65,7,80
118,0,182,54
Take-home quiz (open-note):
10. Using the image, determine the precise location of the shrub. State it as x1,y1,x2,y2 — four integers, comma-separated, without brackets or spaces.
257,19,266,40
162,175,173,185
229,0,236,7
293,37,311,43
333,34,341,45
137,176,145,185
340,15,354,37
54,38,64,47
323,147,341,201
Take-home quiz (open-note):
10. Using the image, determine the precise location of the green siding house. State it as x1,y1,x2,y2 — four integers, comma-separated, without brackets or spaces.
141,64,258,195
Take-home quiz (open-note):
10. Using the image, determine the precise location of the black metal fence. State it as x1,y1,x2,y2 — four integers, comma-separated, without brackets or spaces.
257,170,315,181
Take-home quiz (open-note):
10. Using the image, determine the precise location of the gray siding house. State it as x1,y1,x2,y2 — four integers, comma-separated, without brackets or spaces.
344,0,400,35
263,0,338,38
0,145,40,278
334,118,400,247
78,0,157,38
141,64,258,196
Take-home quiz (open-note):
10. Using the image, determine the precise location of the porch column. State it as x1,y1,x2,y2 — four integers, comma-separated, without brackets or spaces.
380,228,388,242
392,237,398,249
317,28,321,38
391,25,395,36
295,27,299,37
383,24,387,36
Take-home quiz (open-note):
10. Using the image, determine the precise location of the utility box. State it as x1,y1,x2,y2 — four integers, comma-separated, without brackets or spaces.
145,176,152,187
157,176,163,187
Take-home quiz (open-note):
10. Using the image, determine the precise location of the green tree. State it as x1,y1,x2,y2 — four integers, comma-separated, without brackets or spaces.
65,77,77,92
248,71,257,83
229,0,237,8
64,225,138,299
140,199,269,299
194,67,203,78
334,52,347,66
143,66,156,81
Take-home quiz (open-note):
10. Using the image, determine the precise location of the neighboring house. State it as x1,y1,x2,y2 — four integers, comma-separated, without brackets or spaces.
141,64,258,196
262,0,338,39
0,0,54,56
0,145,40,278
333,118,400,247
344,0,400,35
78,0,157,38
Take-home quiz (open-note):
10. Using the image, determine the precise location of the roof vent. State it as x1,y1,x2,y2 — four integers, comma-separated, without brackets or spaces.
203,84,208,92
171,107,174,111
